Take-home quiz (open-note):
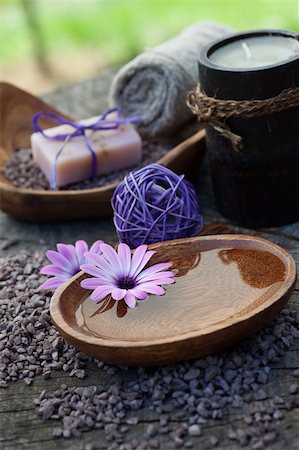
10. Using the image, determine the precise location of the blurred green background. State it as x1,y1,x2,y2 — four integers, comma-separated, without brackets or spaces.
0,0,298,93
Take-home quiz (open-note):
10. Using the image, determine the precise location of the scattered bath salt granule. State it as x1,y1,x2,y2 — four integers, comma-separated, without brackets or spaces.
0,251,299,448
3,141,169,191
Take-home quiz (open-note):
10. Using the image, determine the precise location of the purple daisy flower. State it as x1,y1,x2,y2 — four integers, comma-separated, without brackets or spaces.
40,240,103,290
80,243,176,309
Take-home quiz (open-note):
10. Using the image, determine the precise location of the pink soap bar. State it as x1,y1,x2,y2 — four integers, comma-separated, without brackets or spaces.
31,112,142,187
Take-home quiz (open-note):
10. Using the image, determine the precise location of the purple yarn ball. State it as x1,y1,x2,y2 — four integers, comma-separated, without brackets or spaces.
112,164,204,248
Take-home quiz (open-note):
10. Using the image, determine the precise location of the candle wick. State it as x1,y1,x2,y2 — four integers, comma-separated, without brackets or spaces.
241,42,252,60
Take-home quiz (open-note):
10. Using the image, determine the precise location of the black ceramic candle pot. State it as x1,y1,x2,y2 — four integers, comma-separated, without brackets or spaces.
198,29,299,228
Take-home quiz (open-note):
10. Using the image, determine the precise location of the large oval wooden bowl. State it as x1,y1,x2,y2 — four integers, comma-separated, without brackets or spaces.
0,82,205,221
50,235,296,366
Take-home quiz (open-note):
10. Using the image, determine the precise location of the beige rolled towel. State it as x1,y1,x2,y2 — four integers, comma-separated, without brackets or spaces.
109,21,234,138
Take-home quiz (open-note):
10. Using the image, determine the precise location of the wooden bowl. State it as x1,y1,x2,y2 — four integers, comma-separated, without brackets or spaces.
50,234,297,366
0,82,206,221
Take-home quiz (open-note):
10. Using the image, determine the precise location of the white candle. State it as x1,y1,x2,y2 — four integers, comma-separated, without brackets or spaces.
209,35,299,68
31,112,142,188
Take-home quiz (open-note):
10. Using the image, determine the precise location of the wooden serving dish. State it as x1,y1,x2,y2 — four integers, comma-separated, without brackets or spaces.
0,82,206,221
50,234,296,366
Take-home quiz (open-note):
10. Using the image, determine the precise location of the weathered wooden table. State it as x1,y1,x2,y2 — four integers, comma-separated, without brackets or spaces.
0,70,299,450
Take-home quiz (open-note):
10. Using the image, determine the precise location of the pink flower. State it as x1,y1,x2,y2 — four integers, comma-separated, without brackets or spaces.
80,243,175,309
40,240,103,290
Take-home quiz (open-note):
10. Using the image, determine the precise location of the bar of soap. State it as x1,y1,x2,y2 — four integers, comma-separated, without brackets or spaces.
31,112,142,187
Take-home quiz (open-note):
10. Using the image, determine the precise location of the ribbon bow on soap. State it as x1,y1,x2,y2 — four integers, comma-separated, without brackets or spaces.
32,108,142,189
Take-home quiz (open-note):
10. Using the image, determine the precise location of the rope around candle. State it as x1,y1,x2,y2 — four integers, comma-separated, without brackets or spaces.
186,85,299,151
112,164,203,248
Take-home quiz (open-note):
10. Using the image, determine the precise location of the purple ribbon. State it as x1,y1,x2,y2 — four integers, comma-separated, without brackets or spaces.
32,108,142,189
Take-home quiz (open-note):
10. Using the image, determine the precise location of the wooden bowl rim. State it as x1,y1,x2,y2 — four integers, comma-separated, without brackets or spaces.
50,234,297,348
0,98,205,197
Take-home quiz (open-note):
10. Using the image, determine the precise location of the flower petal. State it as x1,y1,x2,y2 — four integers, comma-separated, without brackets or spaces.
124,292,137,309
148,278,175,285
46,249,74,272
90,286,113,302
130,245,154,277
89,240,103,255
135,283,165,295
137,277,175,286
162,278,175,284
80,263,114,282
100,243,123,273
83,252,117,279
111,288,127,301
81,278,109,289
40,264,71,278
75,240,88,265
41,277,64,290
57,243,78,269
136,267,174,282
130,244,147,272
132,249,157,277
129,289,148,300
117,243,131,276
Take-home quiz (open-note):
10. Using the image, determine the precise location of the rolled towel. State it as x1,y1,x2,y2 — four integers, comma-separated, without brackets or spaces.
109,21,234,138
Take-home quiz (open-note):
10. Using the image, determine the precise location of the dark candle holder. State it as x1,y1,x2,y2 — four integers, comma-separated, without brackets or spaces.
198,29,299,228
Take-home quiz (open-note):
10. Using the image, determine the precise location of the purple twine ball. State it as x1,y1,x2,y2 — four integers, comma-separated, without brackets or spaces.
112,164,204,248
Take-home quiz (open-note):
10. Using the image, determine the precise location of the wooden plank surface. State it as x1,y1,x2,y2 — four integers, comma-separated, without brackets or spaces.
0,70,298,450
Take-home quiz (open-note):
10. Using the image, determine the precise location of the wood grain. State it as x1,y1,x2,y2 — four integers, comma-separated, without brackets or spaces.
50,234,296,366
0,82,206,221
1,72,299,450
